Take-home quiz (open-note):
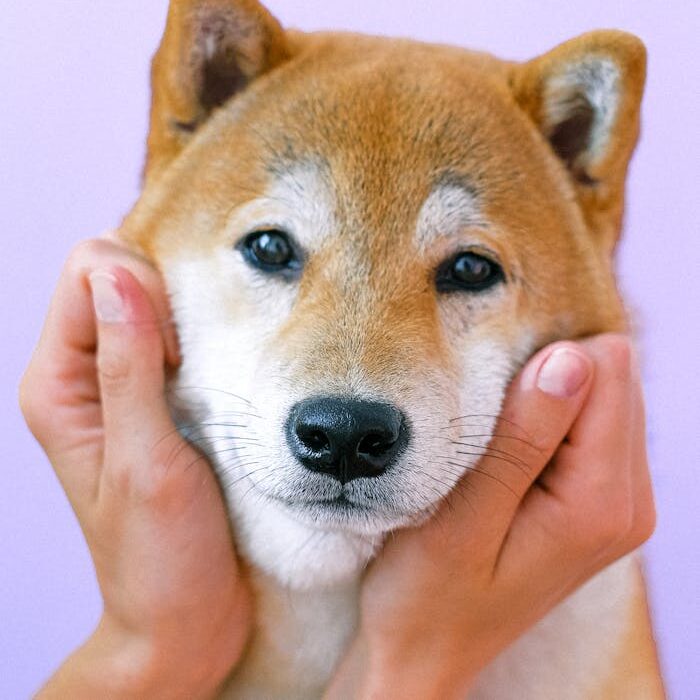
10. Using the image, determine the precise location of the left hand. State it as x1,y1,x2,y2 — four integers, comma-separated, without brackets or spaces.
21,237,251,698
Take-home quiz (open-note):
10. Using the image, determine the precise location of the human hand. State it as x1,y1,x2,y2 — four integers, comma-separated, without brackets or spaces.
326,334,656,699
20,237,250,699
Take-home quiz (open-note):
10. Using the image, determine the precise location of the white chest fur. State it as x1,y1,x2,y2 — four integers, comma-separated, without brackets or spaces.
221,569,361,700
220,554,635,700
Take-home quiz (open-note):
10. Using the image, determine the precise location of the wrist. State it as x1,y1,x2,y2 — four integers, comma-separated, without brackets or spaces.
91,585,250,698
81,614,231,699
326,629,476,700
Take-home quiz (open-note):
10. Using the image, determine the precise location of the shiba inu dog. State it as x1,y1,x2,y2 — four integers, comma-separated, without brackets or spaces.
121,0,664,697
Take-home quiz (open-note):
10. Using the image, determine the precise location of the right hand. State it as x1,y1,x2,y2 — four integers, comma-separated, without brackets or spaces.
327,335,656,699
20,237,250,699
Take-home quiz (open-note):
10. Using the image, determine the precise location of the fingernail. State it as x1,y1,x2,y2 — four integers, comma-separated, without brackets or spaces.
536,348,591,398
89,271,125,323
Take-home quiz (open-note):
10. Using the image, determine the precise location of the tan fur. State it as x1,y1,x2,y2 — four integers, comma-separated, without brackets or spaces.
120,1,663,696
147,0,289,181
596,560,665,699
510,30,646,252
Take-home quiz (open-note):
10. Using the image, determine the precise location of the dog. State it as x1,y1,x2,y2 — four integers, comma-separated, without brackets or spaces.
120,1,664,697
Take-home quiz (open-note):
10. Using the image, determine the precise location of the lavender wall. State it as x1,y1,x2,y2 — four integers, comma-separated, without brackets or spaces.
1,1,698,697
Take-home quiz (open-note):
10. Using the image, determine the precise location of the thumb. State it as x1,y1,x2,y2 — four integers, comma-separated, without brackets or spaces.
89,267,178,464
435,342,594,545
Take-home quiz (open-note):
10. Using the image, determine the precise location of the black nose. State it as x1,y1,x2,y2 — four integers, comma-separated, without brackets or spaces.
286,397,409,483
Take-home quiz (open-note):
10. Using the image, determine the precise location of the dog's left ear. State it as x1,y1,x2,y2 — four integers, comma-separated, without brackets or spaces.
510,30,646,251
145,0,289,182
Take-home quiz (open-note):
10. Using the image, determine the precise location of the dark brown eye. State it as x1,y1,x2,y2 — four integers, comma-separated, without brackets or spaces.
240,230,300,273
436,252,504,293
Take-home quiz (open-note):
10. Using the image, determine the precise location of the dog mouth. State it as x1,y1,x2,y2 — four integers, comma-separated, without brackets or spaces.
264,485,423,533
273,491,374,515
309,493,357,508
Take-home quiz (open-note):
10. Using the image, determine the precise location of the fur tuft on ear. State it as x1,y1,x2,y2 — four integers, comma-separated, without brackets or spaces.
511,31,646,250
145,0,289,181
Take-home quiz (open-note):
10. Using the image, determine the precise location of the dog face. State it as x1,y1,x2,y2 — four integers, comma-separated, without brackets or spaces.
123,1,645,573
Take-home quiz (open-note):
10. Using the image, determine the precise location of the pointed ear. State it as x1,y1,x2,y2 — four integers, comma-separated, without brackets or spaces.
510,30,646,251
145,0,289,181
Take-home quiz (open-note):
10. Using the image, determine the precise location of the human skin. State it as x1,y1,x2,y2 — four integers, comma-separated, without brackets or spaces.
325,334,656,699
20,238,252,699
20,238,655,699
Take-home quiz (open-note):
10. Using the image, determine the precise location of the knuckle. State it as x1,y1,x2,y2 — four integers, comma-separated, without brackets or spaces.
526,429,554,459
588,505,631,551
597,334,634,381
104,459,135,499
142,460,189,509
518,425,560,467
104,458,168,504
18,370,55,441
96,351,133,394
502,416,555,462
629,500,657,547
18,372,42,431
64,238,131,282
138,462,187,512
571,488,632,554
65,239,105,273
104,446,191,513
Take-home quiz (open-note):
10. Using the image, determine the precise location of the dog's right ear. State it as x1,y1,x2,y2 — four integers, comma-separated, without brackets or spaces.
145,0,289,181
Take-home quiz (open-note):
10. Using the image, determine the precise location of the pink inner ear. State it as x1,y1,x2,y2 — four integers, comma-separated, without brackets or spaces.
144,0,288,180
546,93,598,185
184,1,285,113
547,94,595,166
192,10,250,110
199,38,248,108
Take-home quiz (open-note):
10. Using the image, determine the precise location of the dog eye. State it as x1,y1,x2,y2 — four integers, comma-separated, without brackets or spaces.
240,230,300,273
436,252,504,292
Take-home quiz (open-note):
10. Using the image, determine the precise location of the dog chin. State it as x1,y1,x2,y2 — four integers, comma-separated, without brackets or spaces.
226,482,426,589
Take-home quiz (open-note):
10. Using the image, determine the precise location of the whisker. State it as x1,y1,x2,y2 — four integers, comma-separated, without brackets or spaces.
453,432,536,447
168,386,256,407
444,446,530,473
238,470,280,504
448,414,531,438
441,459,520,498
448,442,530,474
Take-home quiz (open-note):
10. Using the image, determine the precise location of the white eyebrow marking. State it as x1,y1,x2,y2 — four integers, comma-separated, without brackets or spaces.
226,161,338,250
415,182,486,248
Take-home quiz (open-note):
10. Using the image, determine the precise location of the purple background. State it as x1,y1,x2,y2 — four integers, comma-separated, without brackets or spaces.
1,1,698,697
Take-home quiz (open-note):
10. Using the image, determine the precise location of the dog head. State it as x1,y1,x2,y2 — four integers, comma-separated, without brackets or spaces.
123,0,645,584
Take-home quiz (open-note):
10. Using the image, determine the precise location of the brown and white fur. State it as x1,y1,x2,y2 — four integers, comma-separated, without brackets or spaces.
120,1,664,697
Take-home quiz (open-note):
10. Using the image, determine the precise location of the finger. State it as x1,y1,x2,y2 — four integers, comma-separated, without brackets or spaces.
561,334,634,454
503,335,639,581
39,238,179,372
93,267,213,515
536,335,635,521
22,244,100,412
21,238,179,456
612,347,655,554
90,266,181,465
434,342,594,544
575,340,655,558
100,233,181,368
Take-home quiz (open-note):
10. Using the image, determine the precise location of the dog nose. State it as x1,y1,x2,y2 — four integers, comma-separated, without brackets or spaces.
286,398,409,483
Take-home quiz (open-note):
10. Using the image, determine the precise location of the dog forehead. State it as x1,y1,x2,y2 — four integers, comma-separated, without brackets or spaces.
143,32,582,281
255,159,485,249
223,39,570,243
287,64,502,166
